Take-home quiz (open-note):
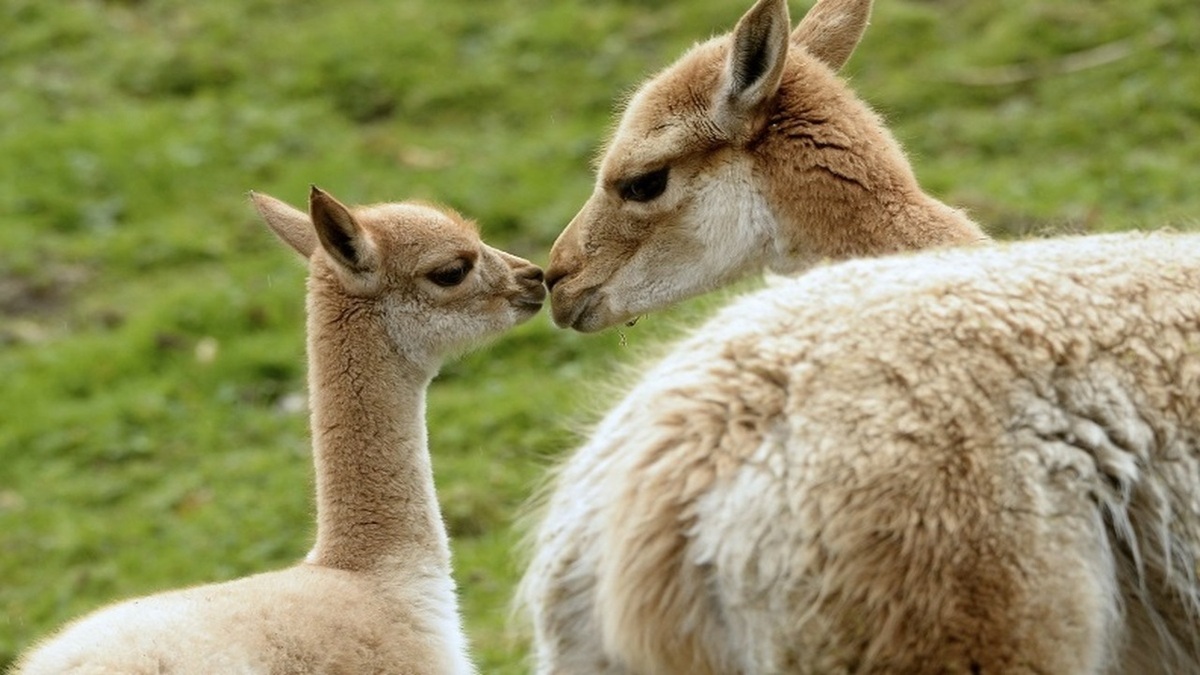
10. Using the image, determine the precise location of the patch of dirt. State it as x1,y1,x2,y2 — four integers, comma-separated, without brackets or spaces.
0,264,89,317
0,264,92,345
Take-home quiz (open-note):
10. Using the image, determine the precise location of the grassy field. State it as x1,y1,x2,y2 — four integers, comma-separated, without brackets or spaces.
2,0,1198,671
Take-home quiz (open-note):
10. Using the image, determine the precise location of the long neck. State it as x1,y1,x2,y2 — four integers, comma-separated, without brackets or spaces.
303,283,449,574
758,67,989,274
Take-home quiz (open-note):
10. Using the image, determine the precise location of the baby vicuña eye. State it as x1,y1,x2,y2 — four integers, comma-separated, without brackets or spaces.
427,261,472,287
618,167,669,202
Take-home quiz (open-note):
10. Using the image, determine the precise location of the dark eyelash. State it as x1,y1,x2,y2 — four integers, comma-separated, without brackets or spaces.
617,166,670,202
427,260,473,287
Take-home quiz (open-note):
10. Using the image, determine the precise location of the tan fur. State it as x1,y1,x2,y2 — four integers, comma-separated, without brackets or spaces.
15,187,546,675
520,231,1200,674
545,0,988,333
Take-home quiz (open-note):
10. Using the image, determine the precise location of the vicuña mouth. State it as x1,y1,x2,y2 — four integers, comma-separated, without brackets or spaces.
515,299,544,311
553,286,599,331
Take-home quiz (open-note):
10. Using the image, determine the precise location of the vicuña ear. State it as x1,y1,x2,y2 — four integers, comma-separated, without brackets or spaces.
309,185,376,274
716,0,791,138
250,191,318,259
791,0,873,72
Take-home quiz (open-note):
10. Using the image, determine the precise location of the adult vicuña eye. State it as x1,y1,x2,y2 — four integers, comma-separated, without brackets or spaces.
619,167,669,202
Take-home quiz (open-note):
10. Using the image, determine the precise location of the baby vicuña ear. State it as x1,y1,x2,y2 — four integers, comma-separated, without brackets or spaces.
250,191,318,258
308,185,377,274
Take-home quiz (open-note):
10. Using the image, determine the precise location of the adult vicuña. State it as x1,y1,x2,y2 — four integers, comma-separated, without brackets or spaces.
544,0,988,333
15,187,546,675
521,231,1200,673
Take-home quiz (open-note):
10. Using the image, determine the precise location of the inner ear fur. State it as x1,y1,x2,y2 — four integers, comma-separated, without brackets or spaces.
308,186,377,274
716,0,791,138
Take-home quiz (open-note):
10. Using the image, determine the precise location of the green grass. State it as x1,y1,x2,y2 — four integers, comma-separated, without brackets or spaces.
2,0,1198,671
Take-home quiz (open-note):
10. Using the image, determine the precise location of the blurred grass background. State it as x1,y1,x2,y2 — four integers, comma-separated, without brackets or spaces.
1,0,1197,671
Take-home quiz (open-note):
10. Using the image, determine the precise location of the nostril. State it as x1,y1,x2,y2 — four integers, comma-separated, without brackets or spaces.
545,267,567,292
526,266,545,284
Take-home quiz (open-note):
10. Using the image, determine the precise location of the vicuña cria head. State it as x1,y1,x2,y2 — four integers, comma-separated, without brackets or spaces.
545,0,988,332
255,186,547,374
13,187,544,675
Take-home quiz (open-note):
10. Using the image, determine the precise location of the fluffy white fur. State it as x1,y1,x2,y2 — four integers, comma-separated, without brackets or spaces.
521,231,1200,674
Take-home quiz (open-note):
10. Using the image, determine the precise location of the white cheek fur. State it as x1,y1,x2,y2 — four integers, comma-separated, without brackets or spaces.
606,157,776,319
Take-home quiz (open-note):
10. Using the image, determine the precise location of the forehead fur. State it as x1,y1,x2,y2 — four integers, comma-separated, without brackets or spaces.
599,25,863,186
356,202,477,237
353,202,480,267
600,37,729,182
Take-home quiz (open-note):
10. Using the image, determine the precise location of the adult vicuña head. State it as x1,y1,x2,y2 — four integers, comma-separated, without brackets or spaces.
545,0,988,332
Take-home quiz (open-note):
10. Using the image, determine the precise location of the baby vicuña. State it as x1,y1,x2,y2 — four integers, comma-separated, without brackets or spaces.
16,187,545,675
